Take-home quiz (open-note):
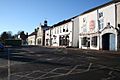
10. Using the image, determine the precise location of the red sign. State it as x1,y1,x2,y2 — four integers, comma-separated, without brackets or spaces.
89,20,95,31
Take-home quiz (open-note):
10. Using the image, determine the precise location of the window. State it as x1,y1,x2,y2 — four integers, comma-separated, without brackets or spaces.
82,17,87,32
46,39,49,46
91,36,97,47
63,29,65,32
81,37,90,47
60,27,62,33
81,37,87,46
66,28,68,32
63,26,65,32
98,19,104,30
57,27,59,34
98,12,104,30
66,25,68,32
55,28,56,34
83,18,86,23
99,12,103,18
37,39,41,44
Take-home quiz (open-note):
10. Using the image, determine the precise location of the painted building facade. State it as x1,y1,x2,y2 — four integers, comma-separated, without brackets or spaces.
36,24,43,46
28,32,37,45
45,28,51,46
116,1,120,50
36,20,49,46
45,17,79,48
79,1,120,51
50,19,73,47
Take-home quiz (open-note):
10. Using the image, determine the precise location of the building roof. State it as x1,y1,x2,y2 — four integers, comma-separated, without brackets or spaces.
80,0,120,15
51,15,78,28
28,32,37,37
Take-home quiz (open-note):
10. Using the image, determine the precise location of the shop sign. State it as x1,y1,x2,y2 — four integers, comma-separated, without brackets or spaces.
89,20,95,31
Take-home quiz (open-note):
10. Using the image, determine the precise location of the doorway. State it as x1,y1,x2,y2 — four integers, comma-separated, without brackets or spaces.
102,33,116,50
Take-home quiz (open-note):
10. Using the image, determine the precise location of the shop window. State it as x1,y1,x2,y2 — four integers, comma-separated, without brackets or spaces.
91,36,97,47
81,37,87,46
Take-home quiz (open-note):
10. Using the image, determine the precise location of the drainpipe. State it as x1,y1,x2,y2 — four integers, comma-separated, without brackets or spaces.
50,28,52,46
71,19,74,47
115,4,118,50
97,9,100,50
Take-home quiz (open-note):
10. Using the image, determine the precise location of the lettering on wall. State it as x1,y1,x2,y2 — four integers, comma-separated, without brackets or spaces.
89,20,95,31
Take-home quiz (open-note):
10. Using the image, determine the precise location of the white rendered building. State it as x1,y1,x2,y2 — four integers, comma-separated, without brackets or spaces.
45,17,79,48
28,32,37,45
79,1,120,51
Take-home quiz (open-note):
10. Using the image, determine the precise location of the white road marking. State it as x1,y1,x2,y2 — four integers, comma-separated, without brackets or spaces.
32,67,68,80
46,58,53,61
35,68,94,80
87,63,93,71
66,65,78,75
58,57,65,61
7,48,10,80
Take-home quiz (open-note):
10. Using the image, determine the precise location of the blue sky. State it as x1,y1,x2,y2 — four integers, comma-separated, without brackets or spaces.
0,0,111,34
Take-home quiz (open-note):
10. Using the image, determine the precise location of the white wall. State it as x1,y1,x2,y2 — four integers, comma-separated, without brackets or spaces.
117,2,120,27
99,4,117,51
79,10,98,34
79,10,99,50
45,29,51,46
28,35,36,45
51,21,73,47
36,25,43,45
72,17,79,47
98,4,116,29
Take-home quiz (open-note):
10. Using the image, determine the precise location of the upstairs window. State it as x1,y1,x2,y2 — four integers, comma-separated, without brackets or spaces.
60,27,62,33
99,12,103,18
63,27,65,32
66,26,68,32
82,17,87,32
57,27,59,34
54,28,56,34
98,12,104,30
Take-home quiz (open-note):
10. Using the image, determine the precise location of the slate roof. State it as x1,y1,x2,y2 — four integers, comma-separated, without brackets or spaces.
28,32,37,37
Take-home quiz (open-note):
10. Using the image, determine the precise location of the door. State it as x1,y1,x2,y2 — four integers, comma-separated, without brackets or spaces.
110,34,115,50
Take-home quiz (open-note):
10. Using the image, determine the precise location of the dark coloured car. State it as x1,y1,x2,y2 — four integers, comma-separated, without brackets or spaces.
0,43,4,51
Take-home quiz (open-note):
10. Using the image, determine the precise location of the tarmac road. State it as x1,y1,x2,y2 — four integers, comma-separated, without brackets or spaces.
0,46,120,80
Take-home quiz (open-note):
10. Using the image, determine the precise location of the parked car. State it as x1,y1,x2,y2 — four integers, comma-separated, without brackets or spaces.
0,43,4,51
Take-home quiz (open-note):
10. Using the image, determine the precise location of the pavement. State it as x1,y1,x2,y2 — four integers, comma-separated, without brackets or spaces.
0,46,120,80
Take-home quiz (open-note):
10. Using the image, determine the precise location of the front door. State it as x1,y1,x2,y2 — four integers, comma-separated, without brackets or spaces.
102,33,116,50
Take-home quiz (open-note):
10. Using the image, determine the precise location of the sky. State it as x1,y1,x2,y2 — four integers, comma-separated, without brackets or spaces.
0,0,112,35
